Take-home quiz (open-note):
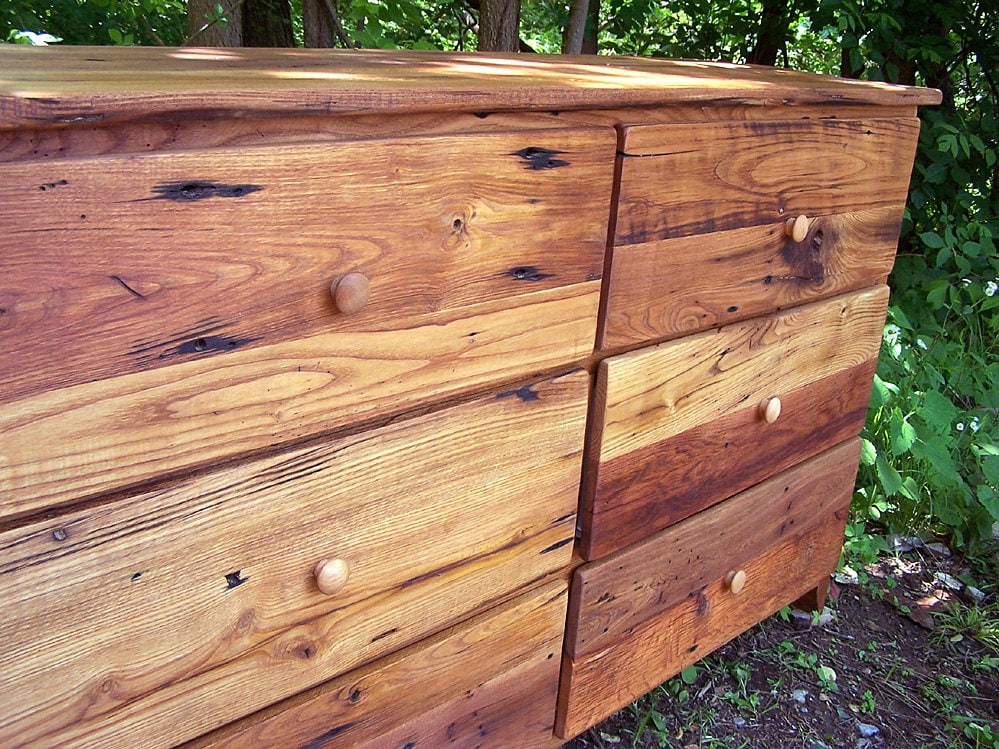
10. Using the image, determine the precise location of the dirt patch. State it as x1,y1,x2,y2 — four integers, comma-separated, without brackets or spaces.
563,542,999,748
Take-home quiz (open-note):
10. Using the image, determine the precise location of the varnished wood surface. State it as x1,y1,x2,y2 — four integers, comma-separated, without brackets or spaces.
0,48,941,130
567,440,861,659
599,207,902,349
614,118,921,245
0,104,919,165
0,371,586,748
0,279,600,522
580,287,888,559
0,127,613,407
189,580,569,749
557,470,853,738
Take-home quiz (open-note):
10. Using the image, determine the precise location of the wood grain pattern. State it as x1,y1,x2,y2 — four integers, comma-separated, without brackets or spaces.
0,105,918,165
615,118,921,245
0,127,613,406
0,48,940,130
568,440,860,659
594,286,887,463
580,287,887,559
0,371,586,748
0,281,600,521
579,358,875,558
557,490,852,739
599,207,903,349
189,580,568,749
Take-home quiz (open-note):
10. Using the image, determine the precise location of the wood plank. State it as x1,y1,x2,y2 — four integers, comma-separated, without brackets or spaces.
0,371,586,749
615,118,921,245
580,359,874,558
556,498,851,739
0,105,917,165
0,128,613,406
567,440,860,659
0,281,599,521
599,207,903,349
188,580,568,749
0,48,941,130
580,287,887,559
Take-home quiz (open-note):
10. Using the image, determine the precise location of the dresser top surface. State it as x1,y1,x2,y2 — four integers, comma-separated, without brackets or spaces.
0,47,940,130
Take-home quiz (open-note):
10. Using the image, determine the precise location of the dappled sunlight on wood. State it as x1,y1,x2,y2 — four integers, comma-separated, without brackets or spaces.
0,46,940,129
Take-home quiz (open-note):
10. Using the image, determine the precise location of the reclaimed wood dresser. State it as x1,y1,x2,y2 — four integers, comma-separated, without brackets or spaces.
0,48,939,748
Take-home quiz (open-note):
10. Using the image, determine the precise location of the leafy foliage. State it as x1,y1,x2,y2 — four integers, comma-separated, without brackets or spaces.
4,0,997,547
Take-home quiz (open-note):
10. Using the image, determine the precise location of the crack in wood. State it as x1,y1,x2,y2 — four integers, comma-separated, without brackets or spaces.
511,146,570,170
149,181,262,202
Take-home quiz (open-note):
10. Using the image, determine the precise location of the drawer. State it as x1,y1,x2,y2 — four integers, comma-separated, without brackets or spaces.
580,286,887,560
0,371,586,749
613,118,921,246
0,126,615,519
557,440,859,739
600,206,903,349
191,579,569,749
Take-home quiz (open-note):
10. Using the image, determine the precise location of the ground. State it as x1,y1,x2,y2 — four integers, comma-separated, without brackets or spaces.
563,539,999,749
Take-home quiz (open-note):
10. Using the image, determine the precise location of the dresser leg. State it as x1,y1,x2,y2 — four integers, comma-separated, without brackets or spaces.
793,578,829,613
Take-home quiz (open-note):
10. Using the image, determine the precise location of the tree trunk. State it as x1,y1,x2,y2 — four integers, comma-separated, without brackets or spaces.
745,0,786,66
479,0,520,52
243,0,295,47
581,0,599,54
303,0,335,47
187,0,242,45
562,0,590,54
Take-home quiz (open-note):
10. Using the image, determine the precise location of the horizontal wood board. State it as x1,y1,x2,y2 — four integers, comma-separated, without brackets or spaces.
0,48,941,129
0,371,586,748
568,439,861,658
557,479,853,738
189,580,569,749
0,280,600,521
614,118,921,245
600,206,902,349
581,286,888,558
0,127,613,407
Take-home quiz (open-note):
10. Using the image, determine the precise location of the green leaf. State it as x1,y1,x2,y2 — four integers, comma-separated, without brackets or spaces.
680,665,699,684
890,413,917,456
860,438,878,466
876,452,903,496
921,390,958,429
919,231,946,249
977,485,999,521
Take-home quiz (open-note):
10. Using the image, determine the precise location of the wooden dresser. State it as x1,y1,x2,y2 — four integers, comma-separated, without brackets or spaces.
0,48,939,748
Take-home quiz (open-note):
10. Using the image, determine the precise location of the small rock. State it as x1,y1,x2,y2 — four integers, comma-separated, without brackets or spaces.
792,689,809,703
857,739,873,749
925,542,952,556
858,722,880,738
791,606,835,628
965,585,986,603
733,716,746,728
935,571,963,591
889,534,923,552
835,566,859,585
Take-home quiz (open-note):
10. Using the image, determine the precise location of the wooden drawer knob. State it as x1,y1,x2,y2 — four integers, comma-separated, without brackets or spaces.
725,569,747,595
758,396,782,424
330,272,370,314
784,214,811,242
314,558,350,595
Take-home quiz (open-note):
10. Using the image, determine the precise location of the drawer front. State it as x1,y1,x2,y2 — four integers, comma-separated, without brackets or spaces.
614,118,921,246
557,441,858,739
193,580,569,749
581,286,887,560
0,127,614,519
600,206,902,349
0,371,586,749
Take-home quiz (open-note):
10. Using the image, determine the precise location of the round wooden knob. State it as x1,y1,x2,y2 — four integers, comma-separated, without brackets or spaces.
330,272,370,314
758,396,782,424
725,569,747,595
784,214,811,242
314,558,350,595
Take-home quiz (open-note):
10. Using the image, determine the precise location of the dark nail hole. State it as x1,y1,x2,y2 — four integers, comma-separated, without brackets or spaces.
349,688,362,702
453,218,463,230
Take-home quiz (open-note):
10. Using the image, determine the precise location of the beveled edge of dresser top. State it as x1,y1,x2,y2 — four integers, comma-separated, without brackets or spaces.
0,47,942,130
